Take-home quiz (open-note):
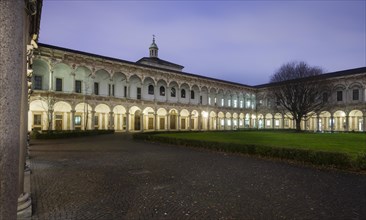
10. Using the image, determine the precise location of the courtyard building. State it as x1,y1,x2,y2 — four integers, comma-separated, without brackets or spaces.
29,39,366,133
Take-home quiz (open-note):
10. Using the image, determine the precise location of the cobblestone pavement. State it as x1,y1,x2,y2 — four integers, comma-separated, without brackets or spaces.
30,133,366,220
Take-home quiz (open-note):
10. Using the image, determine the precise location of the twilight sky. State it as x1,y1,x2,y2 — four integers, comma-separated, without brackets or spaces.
40,1,366,86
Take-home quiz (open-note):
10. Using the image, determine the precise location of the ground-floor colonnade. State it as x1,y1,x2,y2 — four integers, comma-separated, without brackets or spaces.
256,110,366,132
29,94,365,132
28,99,259,132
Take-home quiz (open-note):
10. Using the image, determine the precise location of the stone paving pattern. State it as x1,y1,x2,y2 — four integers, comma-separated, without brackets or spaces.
30,134,366,220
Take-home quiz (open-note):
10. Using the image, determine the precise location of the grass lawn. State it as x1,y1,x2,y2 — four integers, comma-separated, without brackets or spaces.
156,131,366,158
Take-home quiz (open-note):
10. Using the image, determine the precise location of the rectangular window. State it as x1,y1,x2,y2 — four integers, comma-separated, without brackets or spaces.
240,100,243,108
233,100,237,108
221,99,224,106
94,82,99,95
74,115,81,125
124,86,127,97
285,119,289,127
108,84,115,96
353,89,359,101
275,119,280,127
220,119,224,126
137,87,141,99
33,114,42,125
75,80,82,93
266,119,271,127
337,91,343,101
214,97,217,105
34,75,42,90
208,97,211,105
200,96,202,104
55,78,62,91
228,100,231,107
227,119,231,126
247,100,251,108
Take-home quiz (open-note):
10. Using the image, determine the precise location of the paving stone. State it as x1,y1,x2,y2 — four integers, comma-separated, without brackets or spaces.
30,133,366,220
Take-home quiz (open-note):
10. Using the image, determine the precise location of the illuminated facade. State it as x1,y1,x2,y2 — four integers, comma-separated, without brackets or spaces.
29,40,366,132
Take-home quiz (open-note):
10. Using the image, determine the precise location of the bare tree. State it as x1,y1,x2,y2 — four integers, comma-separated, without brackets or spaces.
268,61,328,131
38,92,56,131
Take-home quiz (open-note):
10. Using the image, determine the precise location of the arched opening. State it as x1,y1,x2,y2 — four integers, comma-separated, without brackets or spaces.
134,110,141,131
170,109,178,130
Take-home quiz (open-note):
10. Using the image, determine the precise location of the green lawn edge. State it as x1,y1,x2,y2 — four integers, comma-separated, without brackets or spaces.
133,131,366,171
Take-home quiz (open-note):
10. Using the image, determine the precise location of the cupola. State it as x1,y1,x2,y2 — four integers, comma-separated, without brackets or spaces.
149,35,159,58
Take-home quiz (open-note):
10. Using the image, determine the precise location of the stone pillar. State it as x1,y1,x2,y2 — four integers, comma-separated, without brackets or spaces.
109,112,114,130
198,115,202,130
167,114,170,131
216,116,219,130
49,70,53,91
189,114,192,130
316,114,320,132
0,1,25,218
178,115,181,131
363,114,366,132
155,113,158,131
281,115,284,129
231,117,234,130
18,24,32,218
330,114,334,132
141,114,144,132
91,111,95,129
208,117,211,130
126,113,130,132
70,110,75,130
345,115,349,132
272,116,275,129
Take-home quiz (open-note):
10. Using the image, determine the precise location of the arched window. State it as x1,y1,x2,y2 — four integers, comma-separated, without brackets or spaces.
148,85,154,95
191,90,195,99
181,89,186,98
171,87,176,97
160,86,165,96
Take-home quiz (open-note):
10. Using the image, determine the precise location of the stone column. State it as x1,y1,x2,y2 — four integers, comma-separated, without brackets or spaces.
316,114,320,132
167,114,170,131
0,1,25,219
91,111,95,129
363,114,366,132
281,115,284,129
178,115,181,131
70,110,75,130
216,116,219,130
208,117,211,130
345,115,349,132
49,70,53,91
109,112,114,130
272,116,275,129
126,113,130,132
189,114,192,130
231,117,234,130
141,114,144,132
330,114,334,132
155,113,158,131
18,24,32,218
198,115,202,130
